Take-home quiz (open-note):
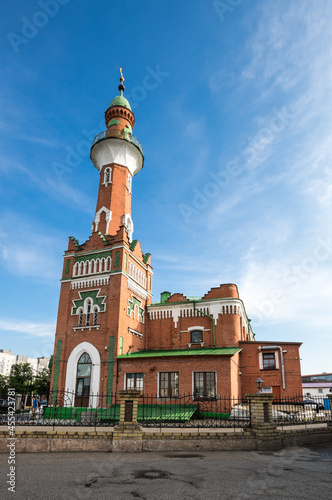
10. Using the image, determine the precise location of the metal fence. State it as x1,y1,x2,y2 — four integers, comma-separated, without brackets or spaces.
91,129,143,155
2,392,330,428
272,395,332,426
0,391,250,428
0,391,119,427
138,395,250,428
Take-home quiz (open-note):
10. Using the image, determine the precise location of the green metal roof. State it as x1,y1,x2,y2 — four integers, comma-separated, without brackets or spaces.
117,347,241,359
110,95,132,111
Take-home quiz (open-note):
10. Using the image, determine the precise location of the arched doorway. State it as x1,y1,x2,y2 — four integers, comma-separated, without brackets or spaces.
65,342,101,407
75,353,91,407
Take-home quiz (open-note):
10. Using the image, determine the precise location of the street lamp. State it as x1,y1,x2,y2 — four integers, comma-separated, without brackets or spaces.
255,378,264,394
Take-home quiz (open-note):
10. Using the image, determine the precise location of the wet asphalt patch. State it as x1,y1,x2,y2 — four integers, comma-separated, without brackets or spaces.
132,470,171,480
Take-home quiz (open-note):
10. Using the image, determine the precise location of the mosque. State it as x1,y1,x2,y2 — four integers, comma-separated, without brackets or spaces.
50,72,303,406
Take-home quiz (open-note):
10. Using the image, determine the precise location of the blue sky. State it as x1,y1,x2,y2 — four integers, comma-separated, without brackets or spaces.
1,0,332,375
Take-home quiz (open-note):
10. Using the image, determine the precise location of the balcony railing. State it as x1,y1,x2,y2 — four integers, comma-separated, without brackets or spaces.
91,129,143,156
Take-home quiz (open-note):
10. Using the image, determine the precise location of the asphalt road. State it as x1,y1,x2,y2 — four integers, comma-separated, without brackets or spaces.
1,443,331,499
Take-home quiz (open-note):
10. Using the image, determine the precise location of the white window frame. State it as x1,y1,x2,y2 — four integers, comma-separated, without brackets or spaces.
187,326,205,347
103,167,112,187
259,351,279,370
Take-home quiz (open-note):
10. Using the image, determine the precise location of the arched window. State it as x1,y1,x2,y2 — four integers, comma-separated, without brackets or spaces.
73,262,79,277
93,307,98,326
86,300,92,326
104,167,112,186
75,353,92,407
127,173,132,193
78,308,83,327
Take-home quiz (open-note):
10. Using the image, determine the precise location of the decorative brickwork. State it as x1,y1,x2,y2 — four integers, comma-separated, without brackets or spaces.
71,289,106,315
50,78,302,409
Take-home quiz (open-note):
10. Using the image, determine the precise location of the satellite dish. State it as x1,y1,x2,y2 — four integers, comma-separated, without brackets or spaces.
329,388,332,393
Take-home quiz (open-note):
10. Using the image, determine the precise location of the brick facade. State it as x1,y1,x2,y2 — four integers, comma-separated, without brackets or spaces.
50,80,303,405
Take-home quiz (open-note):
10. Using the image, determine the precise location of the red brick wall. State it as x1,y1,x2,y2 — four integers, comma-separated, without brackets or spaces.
239,341,302,398
94,163,132,236
51,233,151,396
118,356,236,397
146,310,243,350
203,284,239,300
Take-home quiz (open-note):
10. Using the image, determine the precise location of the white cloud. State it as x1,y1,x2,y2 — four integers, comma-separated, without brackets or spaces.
242,1,332,90
238,241,332,329
0,319,55,339
0,213,63,280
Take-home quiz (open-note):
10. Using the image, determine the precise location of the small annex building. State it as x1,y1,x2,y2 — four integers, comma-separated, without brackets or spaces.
50,74,303,406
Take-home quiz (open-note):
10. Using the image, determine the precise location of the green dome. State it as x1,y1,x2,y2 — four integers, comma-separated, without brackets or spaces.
110,95,132,111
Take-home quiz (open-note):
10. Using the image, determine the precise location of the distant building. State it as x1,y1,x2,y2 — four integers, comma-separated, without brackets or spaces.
302,373,332,398
0,350,49,377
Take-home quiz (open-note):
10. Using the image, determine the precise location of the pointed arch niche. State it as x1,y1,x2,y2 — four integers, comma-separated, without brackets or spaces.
64,342,101,407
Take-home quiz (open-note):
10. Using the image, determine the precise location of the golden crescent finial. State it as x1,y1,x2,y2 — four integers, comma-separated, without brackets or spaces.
120,68,124,83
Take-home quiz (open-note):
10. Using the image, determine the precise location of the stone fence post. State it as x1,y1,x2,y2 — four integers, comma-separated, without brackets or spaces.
113,390,143,452
328,395,332,426
247,393,275,429
246,393,282,450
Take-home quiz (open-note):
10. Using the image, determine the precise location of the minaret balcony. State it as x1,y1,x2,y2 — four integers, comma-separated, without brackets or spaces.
91,128,143,156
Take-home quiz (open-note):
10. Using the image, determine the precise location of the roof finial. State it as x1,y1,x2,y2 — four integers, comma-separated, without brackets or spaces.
118,68,125,95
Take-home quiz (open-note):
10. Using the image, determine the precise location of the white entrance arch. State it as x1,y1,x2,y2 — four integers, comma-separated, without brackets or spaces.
65,342,101,407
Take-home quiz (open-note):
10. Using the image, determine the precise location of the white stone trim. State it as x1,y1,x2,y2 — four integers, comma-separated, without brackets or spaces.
71,276,110,290
64,342,101,407
148,298,250,331
102,166,112,187
73,325,100,332
91,138,143,176
127,277,148,300
93,206,112,233
122,213,134,243
128,261,147,288
128,328,143,338
65,271,152,297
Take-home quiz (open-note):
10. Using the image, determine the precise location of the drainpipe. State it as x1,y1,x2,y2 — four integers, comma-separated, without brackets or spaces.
258,345,286,390
193,302,216,348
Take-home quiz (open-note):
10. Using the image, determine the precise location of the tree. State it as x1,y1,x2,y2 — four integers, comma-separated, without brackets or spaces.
0,374,9,399
8,363,33,395
33,367,51,397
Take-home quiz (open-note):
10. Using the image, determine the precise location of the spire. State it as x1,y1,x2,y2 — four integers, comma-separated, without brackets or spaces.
109,68,131,111
118,68,125,95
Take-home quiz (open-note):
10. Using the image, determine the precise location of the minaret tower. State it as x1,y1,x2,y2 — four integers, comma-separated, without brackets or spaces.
50,72,152,406
91,69,143,241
